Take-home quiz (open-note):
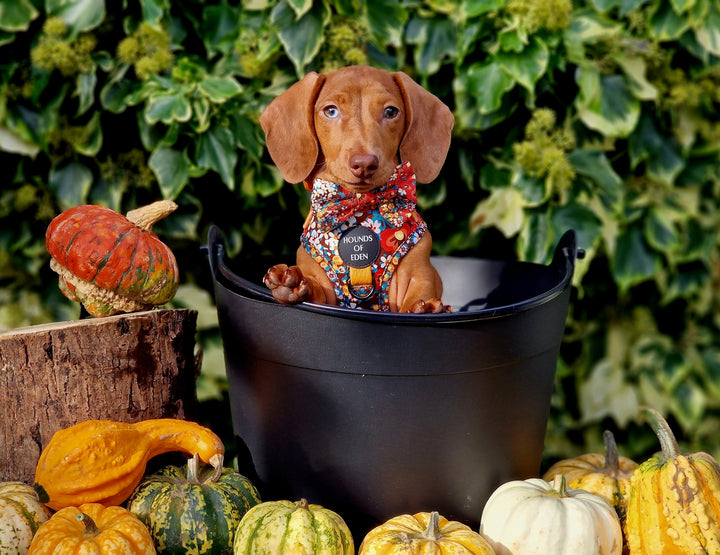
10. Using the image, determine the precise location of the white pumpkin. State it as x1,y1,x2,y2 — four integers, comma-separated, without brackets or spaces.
479,475,622,555
0,482,51,554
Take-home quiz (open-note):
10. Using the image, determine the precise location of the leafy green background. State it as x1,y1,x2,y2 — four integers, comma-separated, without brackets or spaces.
1,0,719,468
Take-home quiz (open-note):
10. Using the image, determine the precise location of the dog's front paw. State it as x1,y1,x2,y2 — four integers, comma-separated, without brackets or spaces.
406,298,452,314
263,264,311,303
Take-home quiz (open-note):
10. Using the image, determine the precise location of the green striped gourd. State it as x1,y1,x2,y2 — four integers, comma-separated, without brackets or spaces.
233,498,354,554
127,454,260,554
0,482,51,554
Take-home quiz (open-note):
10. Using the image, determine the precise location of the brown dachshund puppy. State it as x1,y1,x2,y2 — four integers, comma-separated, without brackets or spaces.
260,65,454,313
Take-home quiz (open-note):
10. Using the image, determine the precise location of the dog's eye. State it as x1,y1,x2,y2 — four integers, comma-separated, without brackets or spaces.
383,106,400,119
322,105,340,119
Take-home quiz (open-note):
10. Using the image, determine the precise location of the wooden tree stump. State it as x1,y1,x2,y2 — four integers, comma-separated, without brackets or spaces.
0,309,199,484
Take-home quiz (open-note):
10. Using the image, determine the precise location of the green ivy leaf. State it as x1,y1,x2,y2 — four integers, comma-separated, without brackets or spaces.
672,378,706,431
454,61,515,116
149,147,190,199
201,4,240,56
628,114,685,186
145,93,193,124
100,66,140,113
575,67,641,137
580,359,640,427
70,111,102,157
663,261,710,303
518,210,552,264
462,0,505,17
694,1,720,56
49,162,93,209
197,77,242,103
564,9,622,64
195,125,238,189
232,114,263,161
649,0,690,40
551,202,603,254
644,207,680,252
286,0,313,18
496,37,549,97
670,0,696,14
0,127,40,158
0,0,39,31
568,149,623,206
469,187,527,237
46,0,106,36
140,0,167,26
612,224,661,291
365,0,407,47
75,72,97,116
613,54,658,101
512,169,547,206
271,0,328,76
589,0,651,14
406,15,458,76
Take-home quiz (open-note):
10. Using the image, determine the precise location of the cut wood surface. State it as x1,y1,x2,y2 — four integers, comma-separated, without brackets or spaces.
0,309,199,484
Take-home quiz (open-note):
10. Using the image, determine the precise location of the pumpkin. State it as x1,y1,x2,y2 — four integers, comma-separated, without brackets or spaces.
28,503,155,554
625,407,720,554
479,475,623,555
127,453,261,554
46,200,179,317
542,430,638,526
359,511,496,555
233,498,354,554
34,418,224,511
0,482,52,554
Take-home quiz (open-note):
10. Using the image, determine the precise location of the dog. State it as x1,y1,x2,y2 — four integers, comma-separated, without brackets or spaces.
259,65,454,313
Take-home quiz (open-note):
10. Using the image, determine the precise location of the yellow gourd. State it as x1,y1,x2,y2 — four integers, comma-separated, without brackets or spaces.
359,511,496,554
34,419,224,510
626,407,720,554
543,430,638,526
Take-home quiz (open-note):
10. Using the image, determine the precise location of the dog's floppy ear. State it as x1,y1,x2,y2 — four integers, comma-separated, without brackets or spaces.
393,72,454,183
259,72,325,184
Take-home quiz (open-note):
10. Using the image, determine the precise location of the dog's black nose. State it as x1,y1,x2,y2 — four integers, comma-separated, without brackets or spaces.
349,153,379,179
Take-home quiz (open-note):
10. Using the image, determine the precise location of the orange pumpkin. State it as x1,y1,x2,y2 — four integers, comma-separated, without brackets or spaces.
28,503,155,554
46,200,179,317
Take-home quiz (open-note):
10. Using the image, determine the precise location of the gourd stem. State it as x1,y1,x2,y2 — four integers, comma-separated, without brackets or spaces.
421,512,442,541
76,512,99,535
187,452,223,483
126,200,177,232
297,498,310,510
602,430,620,471
641,407,679,461
187,453,200,484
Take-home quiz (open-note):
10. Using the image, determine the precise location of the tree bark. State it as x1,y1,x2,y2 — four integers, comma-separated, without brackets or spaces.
0,309,199,484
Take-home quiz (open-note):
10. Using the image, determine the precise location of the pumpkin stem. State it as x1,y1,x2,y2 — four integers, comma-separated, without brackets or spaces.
76,512,100,536
551,474,569,497
641,407,679,462
421,512,442,541
297,498,310,510
126,200,177,232
602,430,620,471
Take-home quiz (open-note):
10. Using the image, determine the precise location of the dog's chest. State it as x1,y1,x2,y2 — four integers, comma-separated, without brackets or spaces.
300,162,427,310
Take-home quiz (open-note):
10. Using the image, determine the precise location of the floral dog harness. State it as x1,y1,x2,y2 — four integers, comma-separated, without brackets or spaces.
301,161,427,311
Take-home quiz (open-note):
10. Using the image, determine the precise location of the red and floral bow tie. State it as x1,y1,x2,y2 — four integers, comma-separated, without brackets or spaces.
311,162,417,231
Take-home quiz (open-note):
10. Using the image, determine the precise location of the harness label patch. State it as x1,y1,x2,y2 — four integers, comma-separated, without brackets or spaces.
338,226,380,268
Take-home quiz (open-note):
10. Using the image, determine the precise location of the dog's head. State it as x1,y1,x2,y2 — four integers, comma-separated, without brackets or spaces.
259,65,454,193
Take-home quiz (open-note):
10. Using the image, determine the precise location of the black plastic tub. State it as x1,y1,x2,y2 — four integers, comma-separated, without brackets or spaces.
205,225,581,539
